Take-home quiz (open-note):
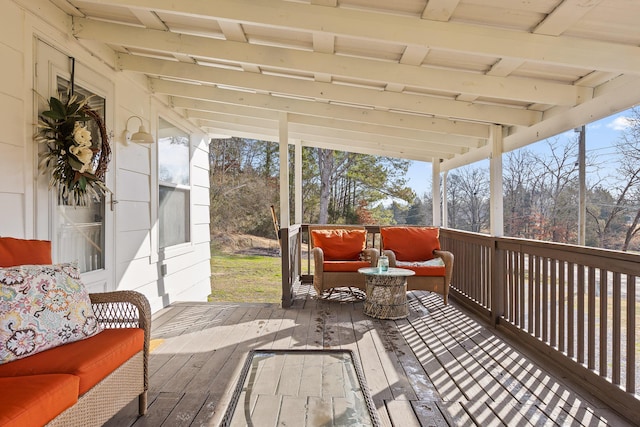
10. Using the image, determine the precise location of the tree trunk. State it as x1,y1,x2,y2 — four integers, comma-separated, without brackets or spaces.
318,148,333,224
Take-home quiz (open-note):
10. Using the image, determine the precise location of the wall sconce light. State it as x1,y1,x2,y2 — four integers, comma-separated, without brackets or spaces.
124,116,154,144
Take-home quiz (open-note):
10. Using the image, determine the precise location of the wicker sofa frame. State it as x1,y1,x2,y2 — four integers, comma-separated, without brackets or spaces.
46,290,151,427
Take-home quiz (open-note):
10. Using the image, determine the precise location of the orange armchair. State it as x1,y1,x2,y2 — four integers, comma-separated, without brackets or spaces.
380,226,454,304
309,225,378,297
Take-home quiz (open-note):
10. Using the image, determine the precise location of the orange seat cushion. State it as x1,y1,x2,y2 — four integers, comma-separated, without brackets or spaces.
0,374,79,427
381,227,440,261
0,237,52,267
0,328,143,395
311,229,367,261
396,264,446,277
323,260,372,272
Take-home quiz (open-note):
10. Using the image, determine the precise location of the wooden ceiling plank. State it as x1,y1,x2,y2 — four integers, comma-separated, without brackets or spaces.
219,21,247,42
534,0,603,36
421,0,461,21
130,8,167,30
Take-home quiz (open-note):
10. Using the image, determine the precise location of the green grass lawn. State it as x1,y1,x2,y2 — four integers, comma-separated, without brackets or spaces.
208,250,282,303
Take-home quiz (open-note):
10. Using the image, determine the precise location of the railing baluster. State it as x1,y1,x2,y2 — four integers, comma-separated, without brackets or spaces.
612,272,621,385
588,266,596,370
542,256,549,343
550,258,557,347
568,262,575,359
520,251,526,328
599,269,608,377
626,275,636,394
558,260,565,352
534,254,541,338
577,264,585,364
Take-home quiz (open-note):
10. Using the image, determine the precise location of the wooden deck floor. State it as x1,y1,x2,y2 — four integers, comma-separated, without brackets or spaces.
109,285,634,426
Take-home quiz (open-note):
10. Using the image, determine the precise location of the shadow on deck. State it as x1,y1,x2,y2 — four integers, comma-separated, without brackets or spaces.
108,284,634,426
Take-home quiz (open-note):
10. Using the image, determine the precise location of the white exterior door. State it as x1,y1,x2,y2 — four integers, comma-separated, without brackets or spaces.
35,39,115,293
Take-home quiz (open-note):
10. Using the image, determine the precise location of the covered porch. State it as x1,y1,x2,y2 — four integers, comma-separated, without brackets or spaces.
3,0,640,425
109,286,633,426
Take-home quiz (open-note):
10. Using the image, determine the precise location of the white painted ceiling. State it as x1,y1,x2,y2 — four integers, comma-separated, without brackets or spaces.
56,0,640,170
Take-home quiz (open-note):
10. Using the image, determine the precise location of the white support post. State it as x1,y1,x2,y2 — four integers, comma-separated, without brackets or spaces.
279,113,290,229
432,158,441,226
489,124,504,237
294,139,302,224
442,171,448,228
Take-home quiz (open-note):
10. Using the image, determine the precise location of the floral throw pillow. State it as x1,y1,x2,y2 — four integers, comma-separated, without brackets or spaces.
0,262,103,364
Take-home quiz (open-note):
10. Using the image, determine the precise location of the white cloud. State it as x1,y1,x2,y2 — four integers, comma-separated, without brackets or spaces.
607,116,633,131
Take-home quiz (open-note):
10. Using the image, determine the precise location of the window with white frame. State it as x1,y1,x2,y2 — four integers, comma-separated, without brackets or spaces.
158,118,190,248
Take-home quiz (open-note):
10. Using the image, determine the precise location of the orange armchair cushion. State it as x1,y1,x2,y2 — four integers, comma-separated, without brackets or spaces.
381,227,440,261
0,237,52,267
311,229,367,261
323,260,372,272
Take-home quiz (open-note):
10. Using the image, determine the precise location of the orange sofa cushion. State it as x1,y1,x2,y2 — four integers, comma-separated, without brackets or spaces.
323,260,372,272
0,328,143,395
0,237,51,267
381,227,440,261
0,374,79,427
311,229,367,261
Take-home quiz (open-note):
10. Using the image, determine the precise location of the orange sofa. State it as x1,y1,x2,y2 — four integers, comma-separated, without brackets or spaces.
0,238,150,426
380,226,454,304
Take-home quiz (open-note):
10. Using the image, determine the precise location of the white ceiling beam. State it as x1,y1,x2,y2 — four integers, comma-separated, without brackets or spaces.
119,54,541,126
77,0,640,74
178,99,479,151
287,115,478,150
74,18,587,105
192,109,465,157
151,79,490,138
199,117,454,162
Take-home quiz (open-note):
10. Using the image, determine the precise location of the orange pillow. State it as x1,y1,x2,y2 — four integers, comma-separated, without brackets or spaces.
311,229,366,261
381,226,440,261
0,237,52,267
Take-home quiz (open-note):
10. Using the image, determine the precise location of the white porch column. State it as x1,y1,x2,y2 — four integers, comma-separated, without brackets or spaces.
294,139,302,224
489,124,504,237
432,158,441,226
442,171,448,228
279,113,290,228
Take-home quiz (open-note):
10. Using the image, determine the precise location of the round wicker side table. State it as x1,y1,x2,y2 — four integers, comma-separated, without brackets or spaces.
358,267,415,320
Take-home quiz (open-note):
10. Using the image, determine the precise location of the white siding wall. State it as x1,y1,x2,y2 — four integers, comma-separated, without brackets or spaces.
0,0,211,313
0,1,28,237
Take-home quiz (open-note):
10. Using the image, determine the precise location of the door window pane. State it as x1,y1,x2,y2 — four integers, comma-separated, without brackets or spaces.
55,78,106,272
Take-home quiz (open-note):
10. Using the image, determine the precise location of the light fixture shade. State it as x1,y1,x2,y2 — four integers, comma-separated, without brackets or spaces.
130,125,155,143
125,116,155,144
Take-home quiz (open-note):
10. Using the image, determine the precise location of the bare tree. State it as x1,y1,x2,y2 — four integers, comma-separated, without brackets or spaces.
447,167,490,232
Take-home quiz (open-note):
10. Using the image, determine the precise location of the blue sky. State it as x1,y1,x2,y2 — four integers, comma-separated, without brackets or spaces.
405,107,637,198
